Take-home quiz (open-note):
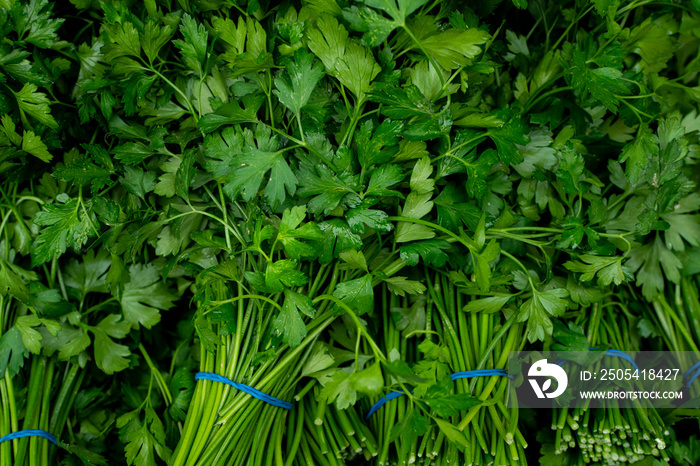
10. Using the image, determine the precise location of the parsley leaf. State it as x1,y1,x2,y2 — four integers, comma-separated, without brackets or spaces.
396,157,436,242
320,371,357,410
307,15,381,103
383,276,427,296
119,264,177,329
265,260,309,292
564,255,628,287
349,362,384,396
91,314,131,374
54,156,112,191
333,274,373,315
619,125,657,185
274,49,324,119
277,206,324,259
205,126,297,207
434,184,482,232
13,83,58,129
518,288,569,342
342,0,429,47
173,14,208,76
317,219,363,262
399,239,450,267
569,48,630,112
118,407,172,465
272,290,316,347
297,163,360,215
31,196,98,266
121,166,157,200
627,236,682,299
346,208,394,234
0,327,28,378
488,108,529,165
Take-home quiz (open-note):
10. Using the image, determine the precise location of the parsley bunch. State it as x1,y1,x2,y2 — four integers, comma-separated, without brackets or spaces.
542,305,672,466
360,276,527,465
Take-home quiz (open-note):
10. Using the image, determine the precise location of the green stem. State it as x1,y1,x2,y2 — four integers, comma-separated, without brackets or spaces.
550,5,594,52
143,66,199,122
165,208,241,248
432,133,490,161
267,125,331,168
296,115,306,144
312,295,385,361
387,216,472,249
524,86,573,112
655,296,700,352
208,294,283,312
339,104,363,148
138,343,174,405
401,26,445,89
499,250,535,289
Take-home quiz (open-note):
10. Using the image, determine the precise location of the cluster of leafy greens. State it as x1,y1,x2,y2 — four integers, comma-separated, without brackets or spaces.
1,0,700,464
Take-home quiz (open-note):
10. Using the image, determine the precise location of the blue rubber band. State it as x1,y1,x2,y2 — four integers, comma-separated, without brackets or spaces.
685,361,700,379
195,372,292,410
685,368,700,388
366,369,509,419
589,348,640,372
602,349,640,372
683,361,700,388
451,368,510,381
365,391,406,420
0,430,57,446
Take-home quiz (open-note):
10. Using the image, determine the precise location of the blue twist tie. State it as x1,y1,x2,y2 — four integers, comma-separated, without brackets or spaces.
366,369,509,420
0,430,57,446
195,372,292,410
683,361,700,388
